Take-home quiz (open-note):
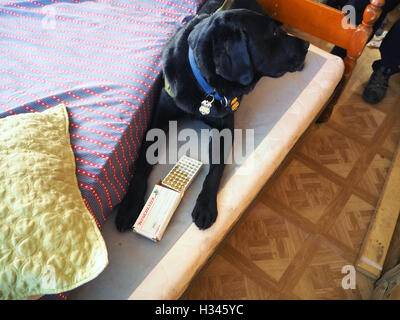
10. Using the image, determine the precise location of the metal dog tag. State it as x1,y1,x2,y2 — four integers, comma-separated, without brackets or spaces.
199,99,213,115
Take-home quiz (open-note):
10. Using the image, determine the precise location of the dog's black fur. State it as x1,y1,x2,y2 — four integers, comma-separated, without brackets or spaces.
115,1,309,232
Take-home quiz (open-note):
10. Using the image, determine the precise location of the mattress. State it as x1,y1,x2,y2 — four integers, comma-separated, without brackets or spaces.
66,44,345,299
0,0,204,299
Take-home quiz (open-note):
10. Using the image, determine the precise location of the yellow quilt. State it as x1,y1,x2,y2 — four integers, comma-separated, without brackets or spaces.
0,104,108,300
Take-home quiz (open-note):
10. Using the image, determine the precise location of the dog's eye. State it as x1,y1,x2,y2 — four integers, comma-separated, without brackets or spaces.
273,25,287,37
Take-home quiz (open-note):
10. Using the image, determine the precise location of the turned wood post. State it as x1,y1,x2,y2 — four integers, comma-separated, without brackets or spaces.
317,0,386,123
344,0,386,79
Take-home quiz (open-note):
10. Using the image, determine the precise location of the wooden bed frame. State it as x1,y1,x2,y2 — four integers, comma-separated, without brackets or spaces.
258,0,386,122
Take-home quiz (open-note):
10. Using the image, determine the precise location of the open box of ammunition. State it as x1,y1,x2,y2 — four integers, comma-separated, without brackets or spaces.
133,156,203,242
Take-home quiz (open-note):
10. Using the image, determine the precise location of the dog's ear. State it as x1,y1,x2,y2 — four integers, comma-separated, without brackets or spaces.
244,15,284,76
245,33,268,75
212,29,254,85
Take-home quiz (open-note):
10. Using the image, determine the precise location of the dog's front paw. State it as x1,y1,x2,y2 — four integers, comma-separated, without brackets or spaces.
115,194,144,232
191,191,218,230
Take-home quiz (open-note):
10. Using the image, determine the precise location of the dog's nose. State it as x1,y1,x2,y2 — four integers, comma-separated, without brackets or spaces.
303,41,310,51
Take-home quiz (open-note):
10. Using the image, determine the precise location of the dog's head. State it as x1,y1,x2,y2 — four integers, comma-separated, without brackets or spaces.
188,9,309,95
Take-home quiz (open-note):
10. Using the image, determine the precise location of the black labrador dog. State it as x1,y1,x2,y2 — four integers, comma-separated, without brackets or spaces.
115,4,309,232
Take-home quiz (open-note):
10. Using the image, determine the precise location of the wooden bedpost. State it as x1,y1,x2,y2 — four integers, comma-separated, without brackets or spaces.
345,0,386,79
317,0,386,122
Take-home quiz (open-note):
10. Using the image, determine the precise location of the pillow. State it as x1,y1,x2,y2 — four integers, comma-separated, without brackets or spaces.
0,104,108,300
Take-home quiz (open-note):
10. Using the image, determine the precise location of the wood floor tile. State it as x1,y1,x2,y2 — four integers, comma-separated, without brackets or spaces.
266,159,340,224
327,194,375,251
329,100,386,141
291,242,363,300
298,125,365,178
227,202,309,282
357,154,392,199
277,234,320,293
382,108,400,156
182,254,276,300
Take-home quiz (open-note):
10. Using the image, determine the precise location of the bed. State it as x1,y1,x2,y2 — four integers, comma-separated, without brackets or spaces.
0,0,381,300
0,0,204,300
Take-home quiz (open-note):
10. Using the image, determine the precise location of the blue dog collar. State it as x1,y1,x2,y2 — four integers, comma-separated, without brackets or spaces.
188,47,225,103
